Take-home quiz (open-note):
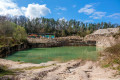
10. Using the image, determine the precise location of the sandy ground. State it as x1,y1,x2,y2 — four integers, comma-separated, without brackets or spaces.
0,58,120,80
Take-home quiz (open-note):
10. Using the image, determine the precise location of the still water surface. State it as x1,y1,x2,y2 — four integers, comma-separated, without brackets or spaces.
5,46,98,64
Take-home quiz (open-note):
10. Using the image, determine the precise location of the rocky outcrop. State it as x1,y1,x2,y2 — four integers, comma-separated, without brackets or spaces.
27,27,120,48
0,44,28,58
27,36,96,47
85,28,120,47
92,28,119,35
85,35,116,47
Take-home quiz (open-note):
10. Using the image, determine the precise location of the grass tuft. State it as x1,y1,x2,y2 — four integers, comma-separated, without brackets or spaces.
102,43,120,71
0,65,14,77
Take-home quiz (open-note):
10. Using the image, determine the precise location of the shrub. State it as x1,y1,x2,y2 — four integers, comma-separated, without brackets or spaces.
13,26,27,43
105,43,120,55
104,43,120,71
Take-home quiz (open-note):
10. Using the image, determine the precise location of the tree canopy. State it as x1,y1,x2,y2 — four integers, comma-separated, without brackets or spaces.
6,16,119,37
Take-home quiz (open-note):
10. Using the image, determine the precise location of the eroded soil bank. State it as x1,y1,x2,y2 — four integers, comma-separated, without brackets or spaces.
0,58,120,80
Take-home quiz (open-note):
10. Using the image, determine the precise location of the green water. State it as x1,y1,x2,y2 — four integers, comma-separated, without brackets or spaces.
5,46,98,64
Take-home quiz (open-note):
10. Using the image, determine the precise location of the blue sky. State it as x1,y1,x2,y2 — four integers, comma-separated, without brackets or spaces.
0,0,120,24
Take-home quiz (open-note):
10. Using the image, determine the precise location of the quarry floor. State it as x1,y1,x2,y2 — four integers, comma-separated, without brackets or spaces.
0,58,120,80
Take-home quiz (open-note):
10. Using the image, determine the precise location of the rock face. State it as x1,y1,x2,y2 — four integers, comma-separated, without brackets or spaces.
0,44,28,58
27,36,96,47
28,28,120,48
85,28,120,47
85,35,116,47
92,28,119,35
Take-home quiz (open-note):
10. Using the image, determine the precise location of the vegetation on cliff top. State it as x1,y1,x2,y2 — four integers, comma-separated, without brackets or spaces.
0,15,119,47
0,16,27,48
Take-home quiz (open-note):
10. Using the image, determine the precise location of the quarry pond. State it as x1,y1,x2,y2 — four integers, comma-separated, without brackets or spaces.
5,46,98,64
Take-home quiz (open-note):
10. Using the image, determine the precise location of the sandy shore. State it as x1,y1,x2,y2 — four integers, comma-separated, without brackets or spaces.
0,58,120,80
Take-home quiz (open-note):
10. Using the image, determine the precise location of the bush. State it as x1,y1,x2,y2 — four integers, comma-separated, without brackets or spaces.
105,44,120,55
0,21,27,47
103,43,120,71
13,26,27,43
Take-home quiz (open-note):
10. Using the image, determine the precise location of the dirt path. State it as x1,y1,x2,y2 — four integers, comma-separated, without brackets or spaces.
0,59,120,80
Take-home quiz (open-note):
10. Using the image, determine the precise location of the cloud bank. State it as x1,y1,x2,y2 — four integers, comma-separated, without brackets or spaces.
78,4,95,15
107,13,120,19
78,4,106,19
0,0,51,19
90,12,106,19
22,4,51,19
55,7,67,11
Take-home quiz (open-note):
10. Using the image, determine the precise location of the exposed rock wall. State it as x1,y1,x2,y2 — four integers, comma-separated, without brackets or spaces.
85,28,120,47
27,36,96,47
0,44,28,58
92,28,119,35
85,35,116,47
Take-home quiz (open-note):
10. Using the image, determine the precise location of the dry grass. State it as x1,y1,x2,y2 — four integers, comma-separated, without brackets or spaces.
0,65,14,77
105,43,120,55
102,43,120,72
12,64,55,72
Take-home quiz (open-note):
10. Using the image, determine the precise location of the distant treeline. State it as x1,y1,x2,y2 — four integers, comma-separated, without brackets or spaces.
0,15,120,37
2,15,120,37
0,15,120,47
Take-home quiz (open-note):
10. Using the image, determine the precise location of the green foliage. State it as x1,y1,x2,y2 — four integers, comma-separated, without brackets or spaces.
0,65,14,77
61,30,66,37
0,37,15,47
13,26,27,43
1,16,119,37
103,64,111,68
0,17,27,47
0,21,16,37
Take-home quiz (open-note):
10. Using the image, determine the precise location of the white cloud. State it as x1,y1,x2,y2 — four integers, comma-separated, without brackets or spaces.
55,7,67,11
90,12,106,19
78,4,95,15
0,0,51,18
0,0,17,9
59,17,67,21
107,13,120,19
83,20,94,23
57,13,62,15
78,19,94,23
0,0,23,16
78,4,107,19
24,4,51,19
73,5,76,8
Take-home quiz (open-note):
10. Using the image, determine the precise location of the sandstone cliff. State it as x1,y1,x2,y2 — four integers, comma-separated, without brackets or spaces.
85,28,120,47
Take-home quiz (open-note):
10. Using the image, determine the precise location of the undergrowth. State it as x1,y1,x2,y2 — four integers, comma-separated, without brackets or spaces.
102,43,120,72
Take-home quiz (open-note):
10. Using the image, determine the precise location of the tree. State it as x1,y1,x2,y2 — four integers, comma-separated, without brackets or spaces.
62,30,66,37
0,15,120,38
13,26,27,43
